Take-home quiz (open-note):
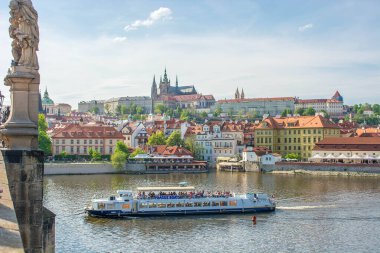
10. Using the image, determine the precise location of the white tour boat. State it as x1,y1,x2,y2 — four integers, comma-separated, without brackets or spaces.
85,183,276,217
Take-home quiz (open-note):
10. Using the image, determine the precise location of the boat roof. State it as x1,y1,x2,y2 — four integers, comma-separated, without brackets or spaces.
136,186,195,192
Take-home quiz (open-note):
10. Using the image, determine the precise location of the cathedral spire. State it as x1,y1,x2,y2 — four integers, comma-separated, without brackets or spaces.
241,88,245,99
235,87,240,99
151,75,157,99
176,75,178,88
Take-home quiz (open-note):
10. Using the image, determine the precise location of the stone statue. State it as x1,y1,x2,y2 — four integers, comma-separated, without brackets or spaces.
9,0,39,70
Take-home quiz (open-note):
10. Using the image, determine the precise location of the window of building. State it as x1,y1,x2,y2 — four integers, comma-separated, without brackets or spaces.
77,140,80,144
70,146,74,153
84,147,87,153
95,140,98,144
71,140,74,144
109,140,112,144
77,147,80,153
84,140,87,144
89,140,92,144
62,140,65,144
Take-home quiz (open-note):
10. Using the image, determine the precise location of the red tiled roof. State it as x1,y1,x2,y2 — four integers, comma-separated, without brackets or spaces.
256,115,339,129
51,123,124,139
173,94,215,101
145,145,193,156
218,97,295,103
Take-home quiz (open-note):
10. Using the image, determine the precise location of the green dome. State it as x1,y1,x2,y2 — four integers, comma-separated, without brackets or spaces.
42,88,54,105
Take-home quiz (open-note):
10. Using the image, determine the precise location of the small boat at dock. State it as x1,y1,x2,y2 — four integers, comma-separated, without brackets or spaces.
85,183,275,217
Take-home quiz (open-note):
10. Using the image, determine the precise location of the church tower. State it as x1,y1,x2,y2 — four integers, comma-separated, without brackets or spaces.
235,87,240,99
159,68,171,95
151,75,157,99
241,88,245,99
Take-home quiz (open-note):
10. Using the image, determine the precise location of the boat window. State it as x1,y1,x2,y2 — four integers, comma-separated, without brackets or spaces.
194,202,202,207
98,203,105,210
157,203,166,208
220,201,228,206
149,203,157,208
176,202,184,207
139,203,148,209
229,201,237,206
122,204,130,209
212,201,219,207
185,202,193,207
107,204,115,210
203,202,210,207
167,203,175,208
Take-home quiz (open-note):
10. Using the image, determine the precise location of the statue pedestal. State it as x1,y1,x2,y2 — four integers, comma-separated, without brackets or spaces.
0,68,40,150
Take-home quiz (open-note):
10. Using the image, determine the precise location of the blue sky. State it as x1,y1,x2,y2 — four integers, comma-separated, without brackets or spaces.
1,0,379,108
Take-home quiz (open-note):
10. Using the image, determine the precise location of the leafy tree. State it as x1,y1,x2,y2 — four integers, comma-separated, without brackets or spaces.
155,104,168,114
111,151,127,170
104,104,111,115
38,114,51,155
60,151,68,159
213,106,222,117
372,104,380,115
180,110,191,121
184,137,203,160
121,105,128,115
111,141,130,169
294,108,305,116
285,153,301,161
166,130,184,146
281,108,292,117
130,147,146,158
136,106,144,115
303,107,316,116
227,107,234,117
88,148,102,161
200,111,208,119
147,131,166,145
115,141,130,155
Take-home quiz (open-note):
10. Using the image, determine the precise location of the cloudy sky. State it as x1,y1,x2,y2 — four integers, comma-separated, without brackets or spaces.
0,0,379,108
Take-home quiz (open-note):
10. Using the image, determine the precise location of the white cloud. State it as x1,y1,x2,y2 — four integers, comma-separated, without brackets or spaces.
124,7,172,31
298,23,313,32
113,36,127,42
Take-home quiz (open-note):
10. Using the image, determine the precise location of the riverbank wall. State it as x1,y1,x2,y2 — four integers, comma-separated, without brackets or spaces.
45,163,208,175
263,162,380,174
44,163,118,175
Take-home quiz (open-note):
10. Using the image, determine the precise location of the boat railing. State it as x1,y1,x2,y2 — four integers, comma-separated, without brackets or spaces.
136,193,234,200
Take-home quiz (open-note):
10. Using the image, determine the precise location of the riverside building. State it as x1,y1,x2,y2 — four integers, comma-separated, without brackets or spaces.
50,123,124,155
254,115,340,160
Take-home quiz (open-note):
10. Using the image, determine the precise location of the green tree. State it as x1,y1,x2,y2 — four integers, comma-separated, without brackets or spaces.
180,109,191,121
147,131,166,145
88,148,102,161
294,108,305,116
200,111,208,119
136,106,144,115
213,106,222,117
111,141,130,170
120,105,128,115
104,104,111,115
166,130,184,146
89,106,100,115
281,108,292,117
227,107,234,117
285,153,301,161
111,151,127,170
372,104,380,115
184,137,203,160
130,147,146,158
38,114,51,156
303,107,316,116
155,104,167,114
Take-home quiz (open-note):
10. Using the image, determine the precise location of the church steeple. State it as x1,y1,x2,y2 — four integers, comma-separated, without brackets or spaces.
163,68,169,83
176,75,178,88
151,75,157,99
241,88,245,99
235,87,240,99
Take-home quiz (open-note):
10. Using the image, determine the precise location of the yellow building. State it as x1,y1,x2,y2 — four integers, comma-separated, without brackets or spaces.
254,115,340,160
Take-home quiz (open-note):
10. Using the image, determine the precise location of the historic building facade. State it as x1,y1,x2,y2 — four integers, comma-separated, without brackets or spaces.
254,115,340,160
294,91,344,118
78,100,105,114
50,123,124,156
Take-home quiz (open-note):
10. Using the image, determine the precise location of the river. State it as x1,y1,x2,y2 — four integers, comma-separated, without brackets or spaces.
43,171,380,253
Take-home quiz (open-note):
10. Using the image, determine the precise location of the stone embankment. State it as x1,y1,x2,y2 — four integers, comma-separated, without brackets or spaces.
44,162,118,175
264,162,380,175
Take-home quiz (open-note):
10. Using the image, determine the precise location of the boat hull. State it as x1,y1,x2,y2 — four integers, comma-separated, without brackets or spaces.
85,206,275,218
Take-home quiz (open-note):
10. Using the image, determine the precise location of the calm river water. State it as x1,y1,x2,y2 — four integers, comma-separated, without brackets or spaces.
43,171,380,253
